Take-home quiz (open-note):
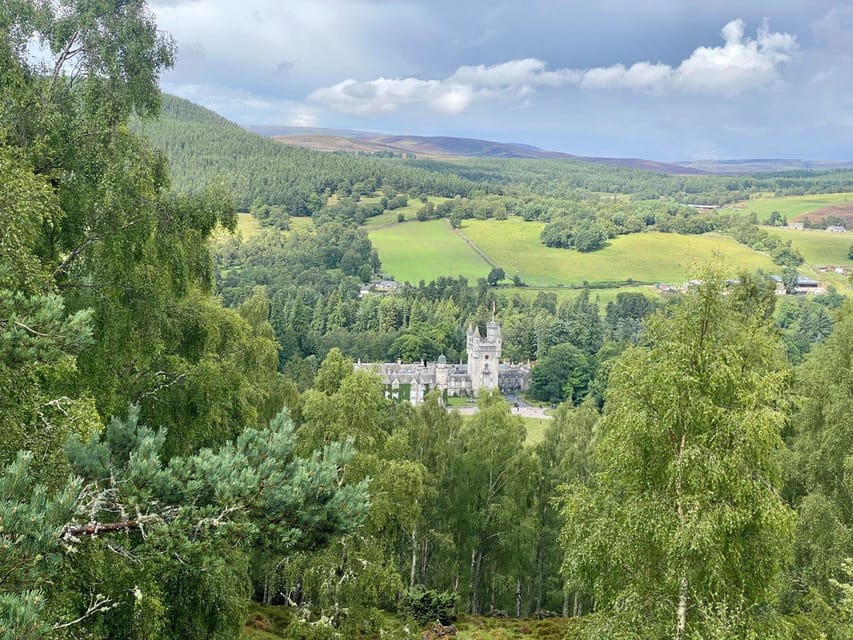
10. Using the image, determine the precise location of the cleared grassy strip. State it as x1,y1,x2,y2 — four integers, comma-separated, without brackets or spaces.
498,285,660,307
213,212,263,244
764,228,852,265
461,218,776,286
723,192,853,220
370,219,491,283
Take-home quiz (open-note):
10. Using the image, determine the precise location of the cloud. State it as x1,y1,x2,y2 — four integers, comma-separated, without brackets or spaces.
288,107,318,127
812,5,853,56
307,19,797,116
672,19,797,95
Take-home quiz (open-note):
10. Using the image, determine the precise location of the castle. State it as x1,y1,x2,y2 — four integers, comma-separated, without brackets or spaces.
354,320,530,404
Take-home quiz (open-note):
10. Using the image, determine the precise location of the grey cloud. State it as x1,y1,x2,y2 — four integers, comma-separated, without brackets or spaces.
307,20,797,116
812,4,853,55
275,60,294,75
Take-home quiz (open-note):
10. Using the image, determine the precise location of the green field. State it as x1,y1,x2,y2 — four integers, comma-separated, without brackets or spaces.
370,219,491,283
723,192,853,221
214,212,262,243
499,285,660,307
363,196,450,229
460,218,776,286
764,228,852,265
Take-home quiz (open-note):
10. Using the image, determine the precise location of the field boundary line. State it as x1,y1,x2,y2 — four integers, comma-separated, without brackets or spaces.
451,222,498,268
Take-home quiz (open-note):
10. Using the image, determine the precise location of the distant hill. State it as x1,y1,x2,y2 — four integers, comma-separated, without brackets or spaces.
247,126,708,175
134,96,853,212
676,159,853,173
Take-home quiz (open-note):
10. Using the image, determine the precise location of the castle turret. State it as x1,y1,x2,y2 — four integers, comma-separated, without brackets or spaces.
436,354,448,389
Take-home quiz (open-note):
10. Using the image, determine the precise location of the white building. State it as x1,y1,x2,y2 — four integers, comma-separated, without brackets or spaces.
354,320,530,404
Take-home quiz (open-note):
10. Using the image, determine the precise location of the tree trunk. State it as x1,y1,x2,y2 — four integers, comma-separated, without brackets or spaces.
470,547,483,614
676,574,688,640
563,590,569,617
573,590,581,617
409,525,417,589
468,547,477,613
675,431,688,640
515,578,522,617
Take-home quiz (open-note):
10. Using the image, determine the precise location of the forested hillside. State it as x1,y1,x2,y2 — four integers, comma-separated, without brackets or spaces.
133,95,485,209
3,2,853,640
139,95,853,212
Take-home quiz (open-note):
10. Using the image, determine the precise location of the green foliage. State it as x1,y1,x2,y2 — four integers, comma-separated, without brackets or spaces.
486,267,506,286
0,452,80,640
528,344,591,404
731,223,805,267
403,587,456,625
562,272,795,638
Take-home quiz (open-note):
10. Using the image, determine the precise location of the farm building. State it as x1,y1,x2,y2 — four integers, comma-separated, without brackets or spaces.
826,225,847,233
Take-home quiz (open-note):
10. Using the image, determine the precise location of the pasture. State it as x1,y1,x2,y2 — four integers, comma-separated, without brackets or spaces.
459,218,776,286
363,196,451,229
369,219,492,283
723,192,853,221
499,285,660,307
764,228,852,265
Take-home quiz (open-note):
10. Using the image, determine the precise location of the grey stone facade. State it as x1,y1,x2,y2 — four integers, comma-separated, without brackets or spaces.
354,321,530,404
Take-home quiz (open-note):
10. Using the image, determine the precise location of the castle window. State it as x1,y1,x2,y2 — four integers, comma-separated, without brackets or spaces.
485,355,489,360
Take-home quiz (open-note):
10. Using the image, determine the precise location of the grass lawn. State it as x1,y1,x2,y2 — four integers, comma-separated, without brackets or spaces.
763,227,853,265
722,192,853,221
522,417,549,447
370,219,491,283
460,218,775,286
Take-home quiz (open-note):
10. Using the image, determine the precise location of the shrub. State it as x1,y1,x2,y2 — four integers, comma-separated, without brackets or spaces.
403,587,456,625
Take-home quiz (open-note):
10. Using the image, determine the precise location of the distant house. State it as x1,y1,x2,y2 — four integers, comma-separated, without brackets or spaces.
787,222,804,231
826,225,847,233
681,204,719,211
374,279,401,292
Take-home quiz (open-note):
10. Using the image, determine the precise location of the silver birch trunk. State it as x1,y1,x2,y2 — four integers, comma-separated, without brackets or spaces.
409,525,417,589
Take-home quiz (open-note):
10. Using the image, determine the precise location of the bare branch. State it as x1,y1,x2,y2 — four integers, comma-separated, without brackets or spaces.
53,234,100,278
137,372,187,401
50,29,81,86
53,592,114,630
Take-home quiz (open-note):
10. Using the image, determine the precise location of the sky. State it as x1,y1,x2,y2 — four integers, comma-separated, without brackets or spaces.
151,0,853,161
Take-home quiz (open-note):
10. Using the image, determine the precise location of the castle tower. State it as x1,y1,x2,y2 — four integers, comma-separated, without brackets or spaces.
436,354,448,390
467,320,501,394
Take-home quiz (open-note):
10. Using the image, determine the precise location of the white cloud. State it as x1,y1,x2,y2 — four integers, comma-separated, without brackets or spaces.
580,62,672,90
307,19,797,116
288,107,318,127
672,19,797,96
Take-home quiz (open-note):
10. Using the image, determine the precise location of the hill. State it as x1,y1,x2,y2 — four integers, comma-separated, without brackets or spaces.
132,95,484,209
677,158,853,173
248,125,707,174
136,95,853,213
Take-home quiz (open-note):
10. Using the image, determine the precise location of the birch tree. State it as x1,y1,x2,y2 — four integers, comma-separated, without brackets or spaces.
561,272,794,639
